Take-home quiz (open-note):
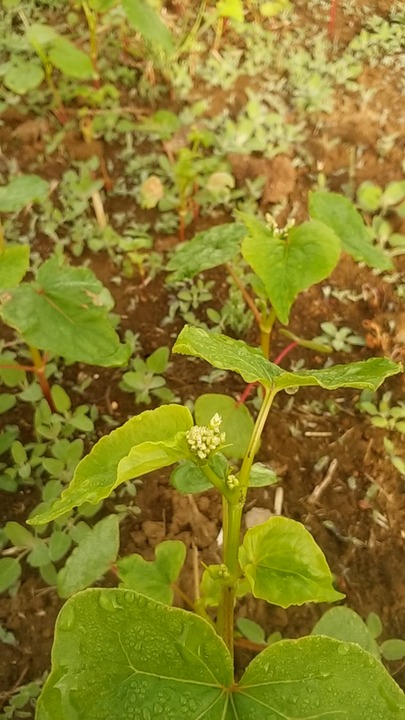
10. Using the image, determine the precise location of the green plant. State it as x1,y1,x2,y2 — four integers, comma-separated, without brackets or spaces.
357,390,405,434
312,607,405,664
119,346,179,405
27,324,404,718
164,277,215,326
356,180,405,257
383,437,405,476
166,190,392,358
314,321,365,352
0,676,45,720
0,243,129,410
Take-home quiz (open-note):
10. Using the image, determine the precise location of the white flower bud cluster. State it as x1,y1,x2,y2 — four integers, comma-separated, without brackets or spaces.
226,474,239,490
265,214,295,240
186,413,226,460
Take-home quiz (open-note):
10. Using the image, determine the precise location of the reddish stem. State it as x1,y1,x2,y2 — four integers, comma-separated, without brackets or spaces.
328,0,339,38
273,341,298,366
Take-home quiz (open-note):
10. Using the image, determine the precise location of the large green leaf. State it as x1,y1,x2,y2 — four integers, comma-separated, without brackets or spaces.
36,589,405,719
117,540,186,604
166,224,246,282
35,588,233,720
0,245,29,289
48,38,93,79
240,214,341,324
194,393,254,459
0,175,49,212
57,515,119,599
0,257,129,367
173,326,401,391
309,191,393,271
235,635,405,718
28,405,193,525
239,517,344,607
122,0,174,53
312,607,380,659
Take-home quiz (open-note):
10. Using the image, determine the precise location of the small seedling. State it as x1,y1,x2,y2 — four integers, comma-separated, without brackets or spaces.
314,321,365,352
357,390,405,434
119,346,178,405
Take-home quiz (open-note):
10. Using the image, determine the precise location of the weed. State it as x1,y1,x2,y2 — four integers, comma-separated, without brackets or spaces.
314,321,365,352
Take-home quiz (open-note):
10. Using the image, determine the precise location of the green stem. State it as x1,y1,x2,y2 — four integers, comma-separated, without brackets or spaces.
259,308,276,359
216,386,278,659
200,463,233,502
82,1,99,82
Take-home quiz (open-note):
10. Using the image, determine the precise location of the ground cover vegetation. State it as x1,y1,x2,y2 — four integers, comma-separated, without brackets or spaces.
0,0,404,717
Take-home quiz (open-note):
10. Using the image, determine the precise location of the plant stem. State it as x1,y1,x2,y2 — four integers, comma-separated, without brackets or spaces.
260,308,276,358
273,341,298,366
328,0,339,38
216,386,278,658
82,1,100,85
226,264,262,328
29,347,56,412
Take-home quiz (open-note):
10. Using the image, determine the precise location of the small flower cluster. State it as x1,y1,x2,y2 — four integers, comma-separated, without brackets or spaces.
186,413,226,460
265,214,295,240
226,474,239,490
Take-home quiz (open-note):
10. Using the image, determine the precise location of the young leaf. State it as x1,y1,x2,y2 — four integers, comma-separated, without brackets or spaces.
28,405,193,525
4,61,44,94
0,257,129,367
121,0,174,53
0,245,29,290
248,462,278,487
35,588,233,719
381,639,405,662
166,223,246,282
171,460,212,494
194,393,254,459
240,214,341,324
0,558,21,593
4,522,38,550
312,607,380,659
57,515,119,598
236,635,405,718
239,516,344,607
309,191,393,271
48,38,93,79
173,326,402,391
0,175,49,213
236,617,266,644
117,540,186,604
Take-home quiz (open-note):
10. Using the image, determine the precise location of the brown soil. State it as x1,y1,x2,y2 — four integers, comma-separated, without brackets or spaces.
1,0,405,711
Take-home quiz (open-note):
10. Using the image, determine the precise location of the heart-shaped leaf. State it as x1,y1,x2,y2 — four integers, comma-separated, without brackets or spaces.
36,589,405,719
0,257,129,367
240,213,341,324
239,516,344,607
